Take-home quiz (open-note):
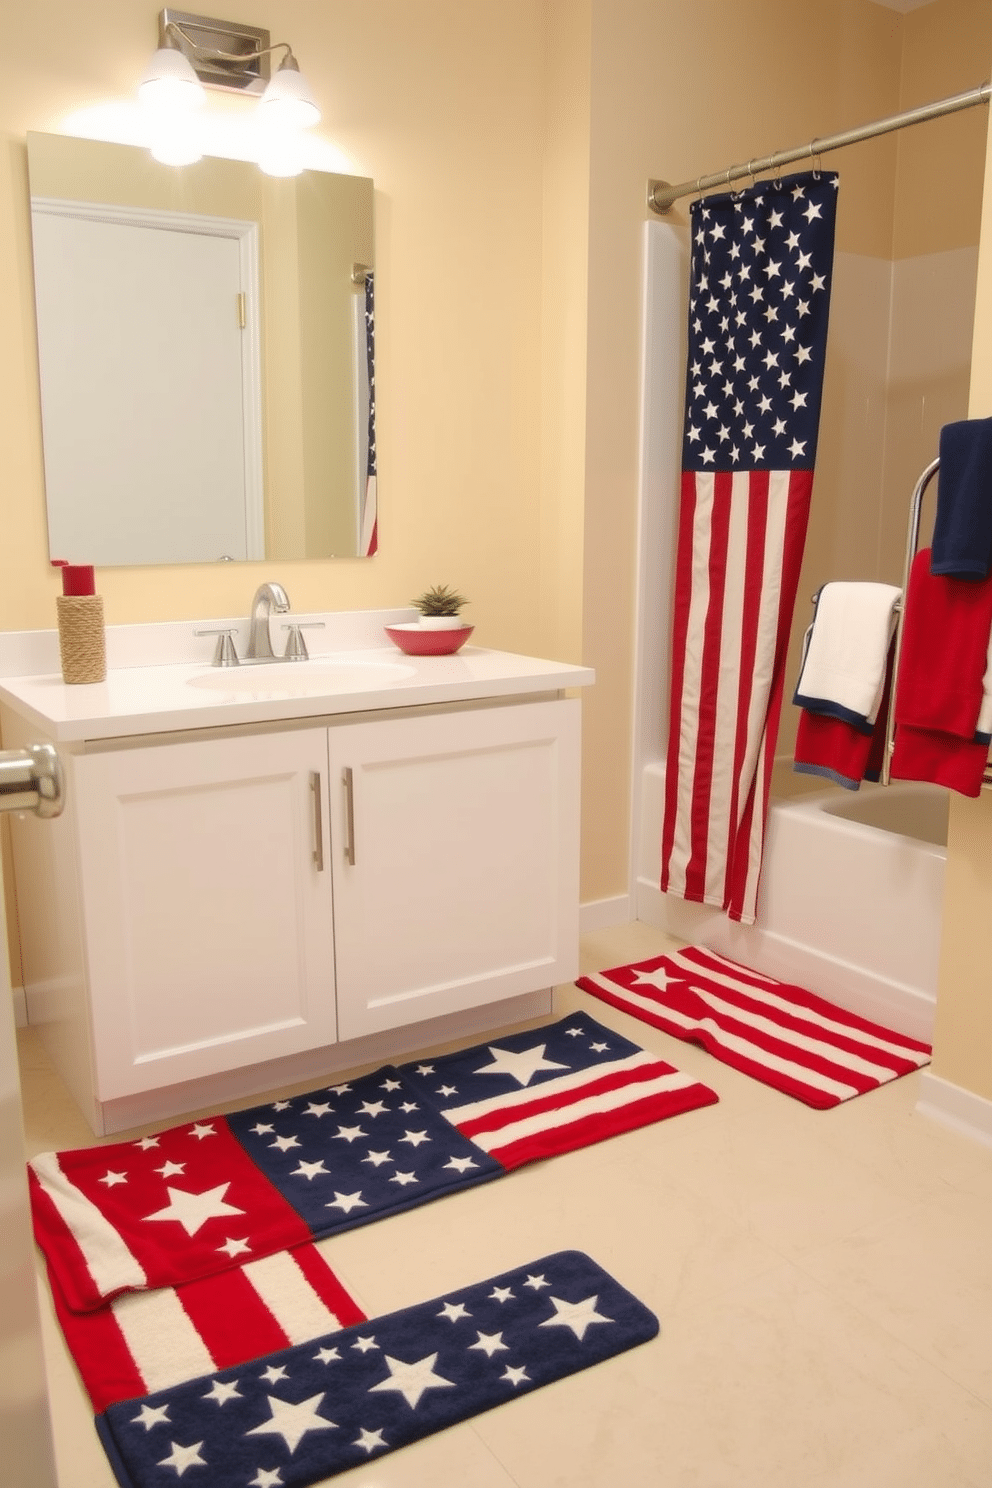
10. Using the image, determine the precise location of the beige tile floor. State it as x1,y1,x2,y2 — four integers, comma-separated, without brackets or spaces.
18,921,992,1487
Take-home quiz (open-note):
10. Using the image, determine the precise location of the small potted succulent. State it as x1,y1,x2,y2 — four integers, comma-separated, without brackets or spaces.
411,584,469,630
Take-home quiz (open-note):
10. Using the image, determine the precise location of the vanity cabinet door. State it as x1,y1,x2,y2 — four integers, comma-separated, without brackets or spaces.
327,698,581,1040
72,729,335,1099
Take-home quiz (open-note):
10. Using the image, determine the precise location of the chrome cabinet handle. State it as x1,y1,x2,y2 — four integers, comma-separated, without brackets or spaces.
310,771,324,871
343,766,356,866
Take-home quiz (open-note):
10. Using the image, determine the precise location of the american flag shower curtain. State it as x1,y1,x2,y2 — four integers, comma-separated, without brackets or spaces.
661,171,838,924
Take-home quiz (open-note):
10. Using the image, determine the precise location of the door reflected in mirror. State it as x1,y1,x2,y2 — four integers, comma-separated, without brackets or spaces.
26,132,376,565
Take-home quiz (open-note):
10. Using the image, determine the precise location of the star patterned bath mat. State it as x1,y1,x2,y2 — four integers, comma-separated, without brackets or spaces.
399,1011,718,1169
30,1015,717,1314
95,1250,659,1487
577,945,931,1108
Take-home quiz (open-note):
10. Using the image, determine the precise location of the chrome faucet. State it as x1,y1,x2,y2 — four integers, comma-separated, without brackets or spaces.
245,582,290,662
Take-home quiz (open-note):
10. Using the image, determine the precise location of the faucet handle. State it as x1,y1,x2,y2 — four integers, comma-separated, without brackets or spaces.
194,627,240,667
281,621,325,661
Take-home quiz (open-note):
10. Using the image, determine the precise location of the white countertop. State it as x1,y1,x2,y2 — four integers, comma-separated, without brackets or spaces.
0,609,594,744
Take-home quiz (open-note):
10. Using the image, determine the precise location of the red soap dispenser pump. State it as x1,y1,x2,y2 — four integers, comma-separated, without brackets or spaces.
52,560,106,684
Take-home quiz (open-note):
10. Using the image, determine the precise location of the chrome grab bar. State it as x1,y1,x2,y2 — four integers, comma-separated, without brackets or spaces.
0,744,65,818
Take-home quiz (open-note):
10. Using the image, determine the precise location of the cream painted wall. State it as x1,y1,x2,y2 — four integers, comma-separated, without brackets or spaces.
929,89,992,1105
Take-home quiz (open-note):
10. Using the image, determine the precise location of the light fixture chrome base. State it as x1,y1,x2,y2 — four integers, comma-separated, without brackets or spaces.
159,8,271,94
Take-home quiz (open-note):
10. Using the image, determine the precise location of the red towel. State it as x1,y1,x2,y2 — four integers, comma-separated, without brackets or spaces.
794,646,893,789
895,548,992,736
890,726,989,798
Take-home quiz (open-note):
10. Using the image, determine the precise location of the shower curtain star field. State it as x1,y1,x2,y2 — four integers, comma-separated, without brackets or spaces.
661,172,838,924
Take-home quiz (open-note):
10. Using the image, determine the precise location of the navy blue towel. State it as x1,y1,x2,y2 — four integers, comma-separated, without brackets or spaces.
930,418,992,580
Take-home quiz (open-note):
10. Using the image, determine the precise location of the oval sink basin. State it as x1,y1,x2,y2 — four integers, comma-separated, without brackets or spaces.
187,659,416,696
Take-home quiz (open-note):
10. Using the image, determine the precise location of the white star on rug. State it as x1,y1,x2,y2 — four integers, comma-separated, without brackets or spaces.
246,1392,336,1453
399,1129,430,1147
99,1170,127,1187
489,1286,514,1304
354,1426,387,1454
437,1301,471,1322
502,1364,529,1386
399,1101,419,1113
474,1043,568,1087
326,1190,367,1214
189,1123,216,1140
269,1134,300,1153
272,1100,292,1110
291,1159,329,1181
444,1155,478,1172
469,1331,508,1357
144,1183,245,1236
302,1102,333,1118
132,1403,170,1430
134,1136,160,1150
155,1160,186,1179
368,1352,456,1409
523,1273,550,1291
203,1378,241,1405
437,1084,458,1097
565,1026,585,1037
630,966,677,993
157,1439,206,1475
589,1041,610,1053
217,1237,251,1258
352,1335,379,1353
379,1078,401,1092
314,1346,341,1365
389,1170,418,1186
539,1293,614,1341
413,1064,434,1076
249,1470,282,1488
357,1100,388,1118
260,1365,288,1385
362,1149,393,1167
333,1125,367,1143
249,1123,274,1136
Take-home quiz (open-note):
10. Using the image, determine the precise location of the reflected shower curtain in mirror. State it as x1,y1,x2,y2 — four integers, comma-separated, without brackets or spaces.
361,270,378,557
661,172,838,924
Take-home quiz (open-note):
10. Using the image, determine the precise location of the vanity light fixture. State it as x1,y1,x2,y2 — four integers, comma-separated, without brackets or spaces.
140,9,321,173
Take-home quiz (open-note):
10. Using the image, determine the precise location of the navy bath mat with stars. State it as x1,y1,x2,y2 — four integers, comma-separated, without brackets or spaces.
95,1249,660,1487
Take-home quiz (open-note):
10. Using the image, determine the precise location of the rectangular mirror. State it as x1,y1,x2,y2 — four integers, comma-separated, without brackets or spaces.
26,132,376,565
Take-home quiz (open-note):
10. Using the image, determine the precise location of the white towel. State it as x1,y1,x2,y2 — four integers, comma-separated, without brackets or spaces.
794,582,902,726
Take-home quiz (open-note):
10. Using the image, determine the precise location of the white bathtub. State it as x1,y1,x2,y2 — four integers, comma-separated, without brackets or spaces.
636,763,947,1042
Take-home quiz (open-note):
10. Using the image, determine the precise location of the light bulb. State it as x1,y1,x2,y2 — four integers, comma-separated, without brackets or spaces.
139,46,205,115
257,58,320,131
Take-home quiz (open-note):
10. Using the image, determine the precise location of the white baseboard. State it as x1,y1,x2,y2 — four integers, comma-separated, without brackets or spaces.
11,985,26,1029
580,895,633,934
915,1069,992,1149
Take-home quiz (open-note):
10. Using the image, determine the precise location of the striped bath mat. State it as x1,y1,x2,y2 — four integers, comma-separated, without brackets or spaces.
577,946,931,1108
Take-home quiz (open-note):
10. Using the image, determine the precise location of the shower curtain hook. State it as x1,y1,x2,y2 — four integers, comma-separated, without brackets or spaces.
809,139,822,178
727,165,741,200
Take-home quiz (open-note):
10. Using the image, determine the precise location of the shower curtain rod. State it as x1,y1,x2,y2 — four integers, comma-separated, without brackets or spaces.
647,80,991,214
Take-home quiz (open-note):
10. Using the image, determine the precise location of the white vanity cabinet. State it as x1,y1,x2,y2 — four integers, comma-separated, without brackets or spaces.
0,615,592,1135
68,699,580,1101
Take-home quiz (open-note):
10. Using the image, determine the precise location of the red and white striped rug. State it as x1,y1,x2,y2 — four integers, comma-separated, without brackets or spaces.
577,946,931,1109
